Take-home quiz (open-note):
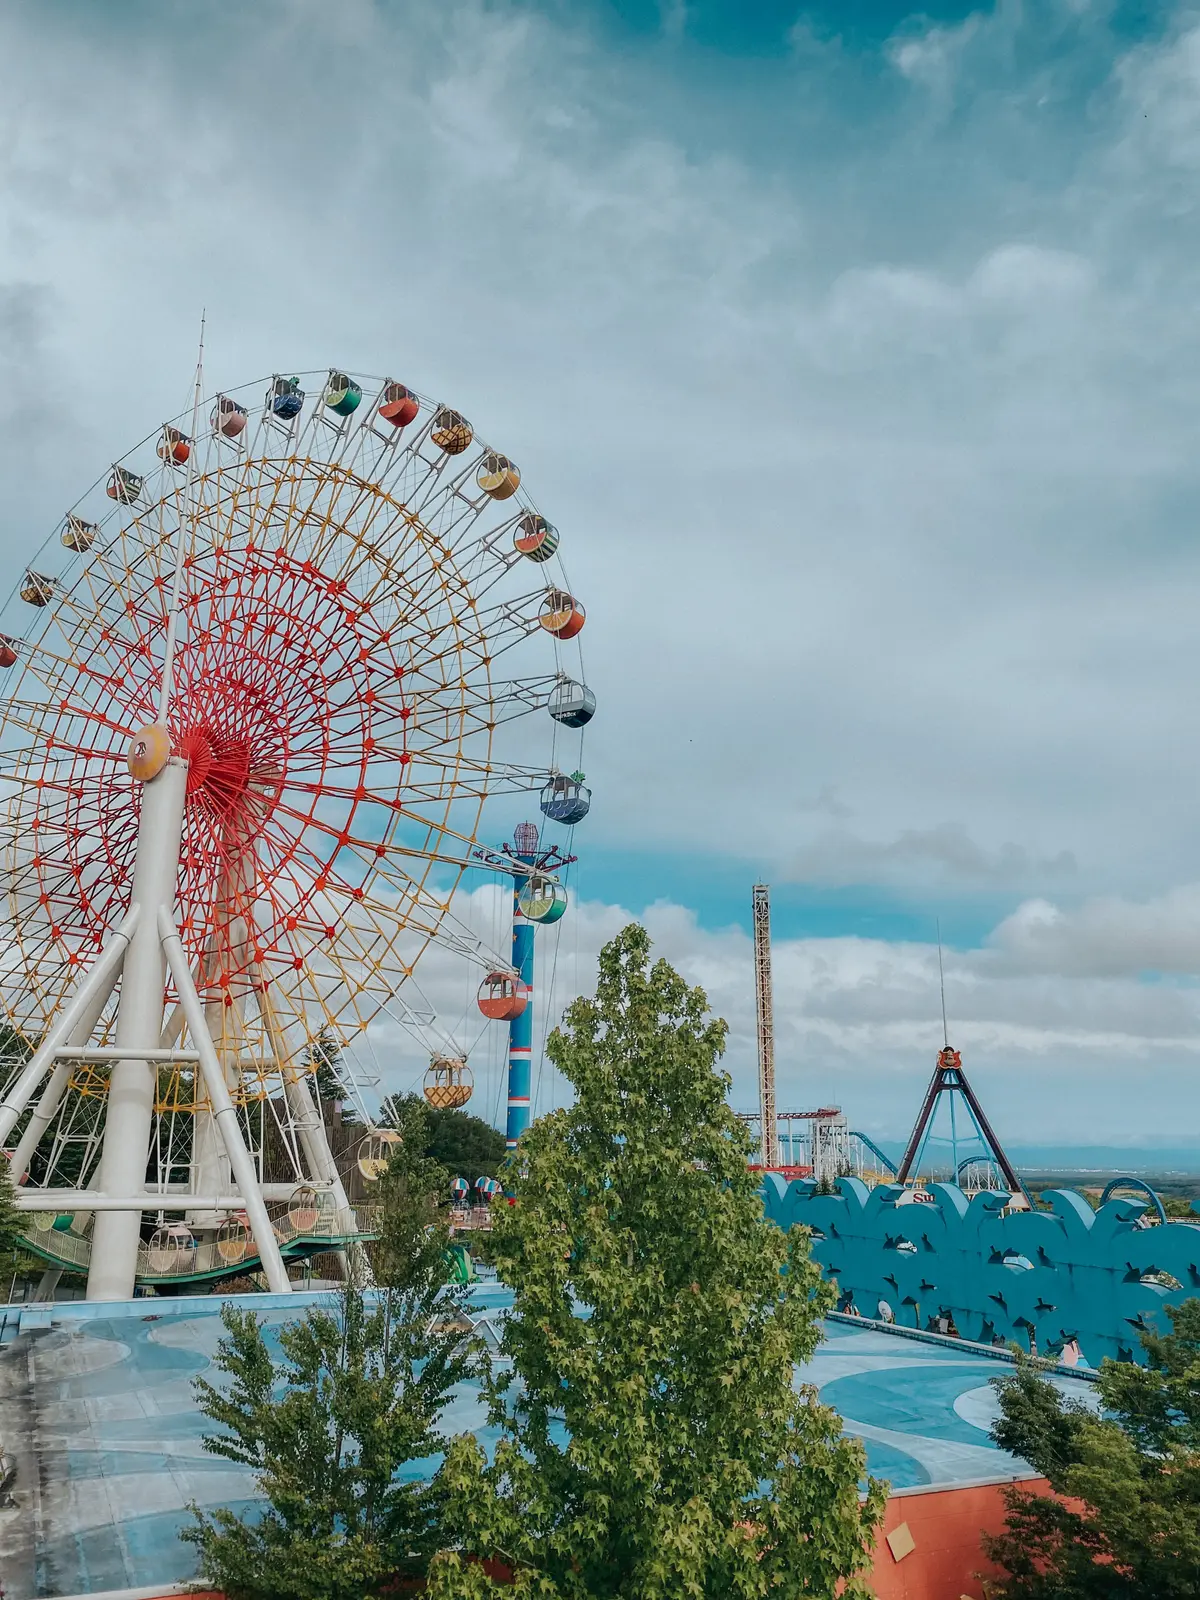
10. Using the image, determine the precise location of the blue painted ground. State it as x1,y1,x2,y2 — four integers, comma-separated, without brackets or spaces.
0,1288,1098,1599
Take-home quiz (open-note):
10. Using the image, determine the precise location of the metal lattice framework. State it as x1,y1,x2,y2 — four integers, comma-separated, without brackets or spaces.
752,883,777,1167
0,368,590,1282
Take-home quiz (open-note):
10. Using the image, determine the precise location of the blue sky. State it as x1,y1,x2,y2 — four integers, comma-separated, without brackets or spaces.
5,0,1200,1143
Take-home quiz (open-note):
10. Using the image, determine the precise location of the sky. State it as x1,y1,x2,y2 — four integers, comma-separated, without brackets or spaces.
3,0,1200,1146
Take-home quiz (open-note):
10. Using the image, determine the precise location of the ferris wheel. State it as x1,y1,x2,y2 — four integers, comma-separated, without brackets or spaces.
0,361,594,1300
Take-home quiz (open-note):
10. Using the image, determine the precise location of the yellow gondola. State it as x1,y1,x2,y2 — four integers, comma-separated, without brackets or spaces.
477,452,520,499
423,1055,473,1110
357,1127,402,1179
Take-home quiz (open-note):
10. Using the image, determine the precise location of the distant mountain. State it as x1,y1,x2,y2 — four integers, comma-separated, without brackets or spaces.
865,1141,1200,1176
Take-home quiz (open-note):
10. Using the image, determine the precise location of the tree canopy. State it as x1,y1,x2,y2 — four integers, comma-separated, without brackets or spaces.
379,1092,506,1182
986,1298,1200,1598
429,922,883,1599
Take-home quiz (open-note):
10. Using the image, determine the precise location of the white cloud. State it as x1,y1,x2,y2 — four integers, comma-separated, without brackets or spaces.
3,2,1198,900
356,882,1200,1147
788,821,1077,888
1,3,1200,1147
887,15,982,91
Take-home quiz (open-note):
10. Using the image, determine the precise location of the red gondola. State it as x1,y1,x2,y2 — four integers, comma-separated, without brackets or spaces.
477,970,529,1021
378,382,419,428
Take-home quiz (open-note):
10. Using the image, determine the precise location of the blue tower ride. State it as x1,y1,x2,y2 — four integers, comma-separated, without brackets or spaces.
506,826,538,1147
478,821,575,1150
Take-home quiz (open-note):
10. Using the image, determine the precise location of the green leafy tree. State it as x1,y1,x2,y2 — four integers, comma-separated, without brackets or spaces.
371,1094,455,1290
985,1300,1200,1598
380,1092,506,1181
183,1124,479,1600
429,923,884,1600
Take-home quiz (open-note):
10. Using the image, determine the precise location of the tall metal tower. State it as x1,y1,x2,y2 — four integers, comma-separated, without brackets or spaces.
752,884,778,1167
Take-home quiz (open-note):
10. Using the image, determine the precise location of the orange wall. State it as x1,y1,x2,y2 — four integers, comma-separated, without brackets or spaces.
868,1478,1046,1600
156,1484,1038,1600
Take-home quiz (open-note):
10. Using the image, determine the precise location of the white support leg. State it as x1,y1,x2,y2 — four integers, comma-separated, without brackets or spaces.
87,765,187,1301
252,967,360,1278
161,911,291,1295
0,910,136,1148
10,979,131,1184
190,907,249,1222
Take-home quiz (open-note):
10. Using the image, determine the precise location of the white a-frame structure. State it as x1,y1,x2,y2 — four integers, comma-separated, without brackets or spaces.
0,332,355,1301
0,758,307,1297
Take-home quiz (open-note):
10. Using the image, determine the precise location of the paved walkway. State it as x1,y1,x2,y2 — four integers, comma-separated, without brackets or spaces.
0,1291,1098,1598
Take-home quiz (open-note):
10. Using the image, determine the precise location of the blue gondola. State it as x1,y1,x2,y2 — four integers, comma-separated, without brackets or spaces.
268,376,305,419
539,772,590,826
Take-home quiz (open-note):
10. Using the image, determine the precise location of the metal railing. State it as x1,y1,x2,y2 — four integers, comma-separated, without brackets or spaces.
19,1192,374,1282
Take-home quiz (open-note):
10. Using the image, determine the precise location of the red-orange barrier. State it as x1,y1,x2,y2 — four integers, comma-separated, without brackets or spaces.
162,1483,1044,1600
868,1476,1050,1599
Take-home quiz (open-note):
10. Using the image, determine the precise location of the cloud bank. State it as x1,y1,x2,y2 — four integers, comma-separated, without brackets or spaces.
1,2,1200,1139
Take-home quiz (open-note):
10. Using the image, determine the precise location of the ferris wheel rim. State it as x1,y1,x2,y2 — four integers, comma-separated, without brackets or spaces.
0,362,592,1071
0,368,584,663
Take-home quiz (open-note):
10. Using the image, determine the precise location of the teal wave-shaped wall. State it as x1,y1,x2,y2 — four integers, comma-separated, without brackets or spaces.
763,1175,1200,1366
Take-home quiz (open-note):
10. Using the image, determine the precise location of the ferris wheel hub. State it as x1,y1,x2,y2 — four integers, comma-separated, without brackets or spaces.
126,723,170,781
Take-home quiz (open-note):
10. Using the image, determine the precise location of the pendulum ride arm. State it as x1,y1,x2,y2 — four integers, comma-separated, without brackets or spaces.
951,1070,1024,1196
894,1061,943,1183
895,1050,1026,1198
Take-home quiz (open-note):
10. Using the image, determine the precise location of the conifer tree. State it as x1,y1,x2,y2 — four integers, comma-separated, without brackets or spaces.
430,923,884,1599
0,1152,23,1290
183,1124,477,1599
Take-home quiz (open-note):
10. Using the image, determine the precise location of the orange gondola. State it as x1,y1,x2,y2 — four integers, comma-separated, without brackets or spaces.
477,970,529,1021
538,588,585,640
157,425,192,466
216,1214,251,1265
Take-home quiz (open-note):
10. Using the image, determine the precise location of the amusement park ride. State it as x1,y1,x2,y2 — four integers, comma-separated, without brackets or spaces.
747,886,1024,1201
0,347,593,1300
